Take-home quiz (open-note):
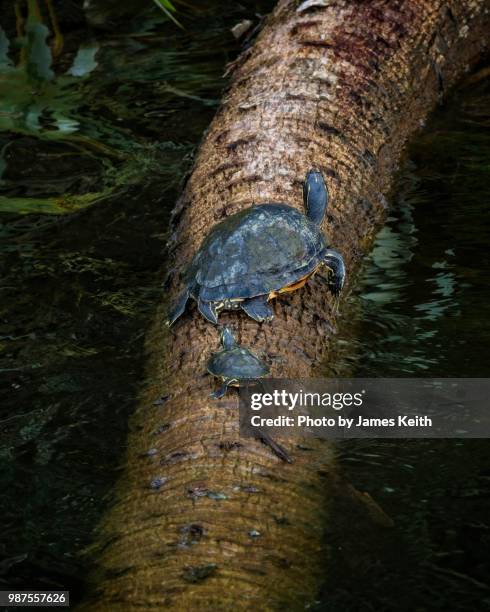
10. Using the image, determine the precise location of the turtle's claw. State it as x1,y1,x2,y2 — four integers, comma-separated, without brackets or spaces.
329,277,343,297
323,249,345,297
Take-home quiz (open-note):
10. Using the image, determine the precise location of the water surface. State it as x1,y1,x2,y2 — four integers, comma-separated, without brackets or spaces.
321,70,490,611
0,0,274,600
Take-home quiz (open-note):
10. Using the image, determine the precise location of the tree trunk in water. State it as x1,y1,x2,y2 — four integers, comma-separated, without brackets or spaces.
84,1,489,609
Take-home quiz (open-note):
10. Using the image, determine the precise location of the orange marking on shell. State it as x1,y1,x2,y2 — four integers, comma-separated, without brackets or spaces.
268,267,319,299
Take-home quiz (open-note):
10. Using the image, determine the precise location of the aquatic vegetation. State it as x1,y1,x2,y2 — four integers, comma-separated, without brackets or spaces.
0,3,268,597
151,0,182,28
0,0,220,216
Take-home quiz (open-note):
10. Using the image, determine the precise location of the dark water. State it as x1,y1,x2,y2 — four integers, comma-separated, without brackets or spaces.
0,0,275,603
321,73,490,610
0,1,489,609
328,81,490,379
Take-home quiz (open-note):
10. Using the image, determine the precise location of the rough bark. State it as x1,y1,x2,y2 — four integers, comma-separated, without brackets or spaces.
84,1,490,610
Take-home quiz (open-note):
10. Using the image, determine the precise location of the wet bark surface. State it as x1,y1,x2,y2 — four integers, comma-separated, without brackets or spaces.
84,1,490,609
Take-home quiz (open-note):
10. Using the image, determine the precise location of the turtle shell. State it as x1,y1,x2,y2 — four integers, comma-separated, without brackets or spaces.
207,347,269,380
186,204,328,302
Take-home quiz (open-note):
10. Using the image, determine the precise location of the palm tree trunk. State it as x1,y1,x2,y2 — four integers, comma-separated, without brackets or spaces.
84,1,490,609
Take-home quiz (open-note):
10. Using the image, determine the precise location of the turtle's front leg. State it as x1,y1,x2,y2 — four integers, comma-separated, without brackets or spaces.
323,249,346,296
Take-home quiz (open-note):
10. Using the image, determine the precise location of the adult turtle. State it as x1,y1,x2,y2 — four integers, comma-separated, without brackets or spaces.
207,327,269,399
166,170,345,325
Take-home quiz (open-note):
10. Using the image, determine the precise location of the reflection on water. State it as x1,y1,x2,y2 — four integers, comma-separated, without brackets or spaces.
321,71,490,610
0,1,226,216
329,78,490,378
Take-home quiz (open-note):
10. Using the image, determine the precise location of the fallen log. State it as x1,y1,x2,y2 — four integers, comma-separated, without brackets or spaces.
84,0,490,609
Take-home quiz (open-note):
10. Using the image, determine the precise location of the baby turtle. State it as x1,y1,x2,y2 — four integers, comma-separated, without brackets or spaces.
166,170,345,325
207,327,269,398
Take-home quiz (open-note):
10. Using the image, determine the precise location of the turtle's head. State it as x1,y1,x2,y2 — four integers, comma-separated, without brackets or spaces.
220,326,236,350
304,169,328,225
